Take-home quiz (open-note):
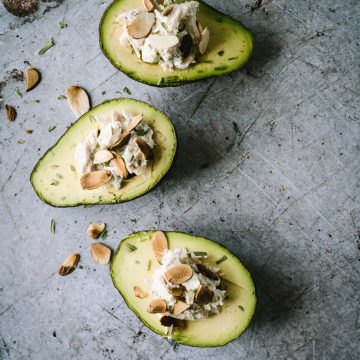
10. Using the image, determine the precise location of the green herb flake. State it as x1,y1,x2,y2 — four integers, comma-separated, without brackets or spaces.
134,129,148,136
126,243,137,252
216,255,228,264
123,87,131,95
32,99,40,103
233,122,241,135
147,260,152,271
50,219,55,234
130,218,137,223
17,139,25,144
218,50,224,56
83,204,94,208
160,22,168,31
38,38,55,55
192,251,208,257
59,21,67,29
56,173,63,179
70,165,76,172
101,228,107,240
16,88,23,98
238,305,245,311
60,196,66,201
48,125,56,132
57,95,67,100
25,129,33,134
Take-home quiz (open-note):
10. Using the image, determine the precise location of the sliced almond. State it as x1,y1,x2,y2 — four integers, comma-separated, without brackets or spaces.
173,301,190,316
135,138,154,161
144,0,156,12
147,34,179,50
196,263,220,281
151,231,168,264
5,105,16,121
111,152,128,179
164,264,192,285
169,285,186,298
87,223,106,239
160,316,185,328
110,132,131,150
127,113,143,133
94,149,114,164
194,285,213,305
147,298,167,313
134,286,148,299
58,253,80,276
80,170,112,190
127,12,155,39
90,243,111,264
25,68,41,92
162,5,174,16
66,86,90,117
198,27,210,55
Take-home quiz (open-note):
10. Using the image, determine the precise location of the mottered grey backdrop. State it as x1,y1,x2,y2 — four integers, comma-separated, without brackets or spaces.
0,0,359,359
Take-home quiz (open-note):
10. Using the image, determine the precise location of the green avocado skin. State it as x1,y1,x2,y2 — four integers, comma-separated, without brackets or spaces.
99,0,254,87
30,98,177,207
110,231,257,347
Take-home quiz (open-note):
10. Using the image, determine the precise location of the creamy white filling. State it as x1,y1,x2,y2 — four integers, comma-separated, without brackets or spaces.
151,248,226,320
121,1,207,71
74,111,154,189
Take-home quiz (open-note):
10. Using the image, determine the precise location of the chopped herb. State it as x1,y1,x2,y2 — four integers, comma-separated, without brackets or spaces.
70,165,76,172
123,87,131,95
202,60,214,64
101,228,107,240
147,260,152,271
25,129,33,134
135,129,148,136
16,88,23,98
50,180,59,186
48,125,56,132
50,219,55,234
218,50,224,56
215,66,227,71
233,122,241,135
83,204,94,208
56,173,63,179
32,99,40,103
238,305,245,311
38,38,55,55
101,90,106,95
157,77,164,86
228,57,238,61
192,251,208,257
160,22,168,31
17,139,25,144
126,243,137,252
60,196,66,201
57,95,67,100
216,255,228,264
130,218,137,223
59,21,67,29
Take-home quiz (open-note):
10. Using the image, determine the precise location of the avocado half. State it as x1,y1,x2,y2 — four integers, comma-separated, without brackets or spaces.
30,99,177,207
111,231,256,347
99,0,254,87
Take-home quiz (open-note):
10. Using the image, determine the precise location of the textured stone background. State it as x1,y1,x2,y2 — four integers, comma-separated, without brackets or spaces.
1,0,359,359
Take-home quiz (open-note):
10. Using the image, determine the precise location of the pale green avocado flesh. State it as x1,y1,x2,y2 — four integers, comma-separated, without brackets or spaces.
30,99,177,207
99,0,253,86
111,231,256,347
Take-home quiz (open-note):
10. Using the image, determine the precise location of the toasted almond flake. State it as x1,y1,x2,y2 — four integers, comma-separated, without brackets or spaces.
164,264,192,285
80,170,112,190
111,152,128,178
198,27,210,55
194,285,213,305
25,68,41,92
160,316,185,328
147,34,179,50
173,301,190,315
58,253,80,276
110,132,131,150
94,149,114,164
127,12,155,39
147,298,167,313
196,263,220,281
5,105,16,121
135,138,154,161
87,223,106,239
127,113,143,133
66,86,90,117
169,285,186,298
151,231,168,264
144,0,156,12
134,286,148,299
162,4,174,16
90,243,111,264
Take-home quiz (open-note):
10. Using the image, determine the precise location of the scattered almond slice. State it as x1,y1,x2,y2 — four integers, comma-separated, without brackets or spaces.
87,223,106,239
144,0,156,12
194,285,213,305
198,27,210,55
196,263,220,281
127,12,155,39
111,152,128,178
160,316,185,328
134,286,148,299
127,113,143,133
147,35,179,50
110,132,131,150
173,301,190,315
58,253,80,276
151,231,168,264
162,4,174,16
5,105,16,121
169,285,186,298
66,86,90,117
164,264,192,285
25,68,41,92
90,243,111,264
147,298,167,313
80,170,112,190
135,138,154,161
94,149,114,164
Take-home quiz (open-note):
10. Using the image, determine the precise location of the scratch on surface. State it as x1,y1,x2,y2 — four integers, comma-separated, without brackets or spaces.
191,78,217,118
90,71,119,94
0,150,26,192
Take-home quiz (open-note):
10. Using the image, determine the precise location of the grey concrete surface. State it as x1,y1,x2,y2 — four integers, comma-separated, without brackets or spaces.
0,0,359,359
